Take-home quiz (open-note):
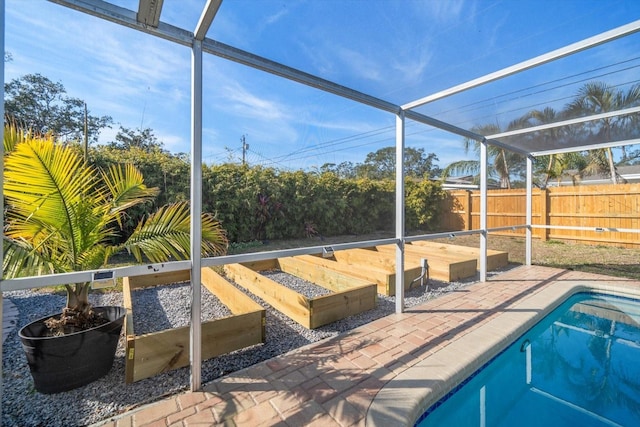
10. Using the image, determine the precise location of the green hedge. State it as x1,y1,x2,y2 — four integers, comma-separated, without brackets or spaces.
88,150,446,243
202,164,446,242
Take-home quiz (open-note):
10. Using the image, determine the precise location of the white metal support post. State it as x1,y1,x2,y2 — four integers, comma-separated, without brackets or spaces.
526,156,533,265
189,39,204,391
395,110,405,313
479,140,488,282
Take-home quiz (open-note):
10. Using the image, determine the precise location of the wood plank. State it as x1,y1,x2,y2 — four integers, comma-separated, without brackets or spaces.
409,241,509,270
372,245,478,277
332,248,396,270
276,256,373,293
237,259,278,271
130,311,264,382
126,270,191,290
201,267,264,315
295,254,427,296
225,263,312,328
308,285,377,329
226,258,379,328
122,277,136,383
373,244,474,262
124,267,265,383
358,246,478,282
295,254,395,295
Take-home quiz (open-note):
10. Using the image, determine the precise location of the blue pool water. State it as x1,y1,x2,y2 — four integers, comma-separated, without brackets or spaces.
416,293,640,427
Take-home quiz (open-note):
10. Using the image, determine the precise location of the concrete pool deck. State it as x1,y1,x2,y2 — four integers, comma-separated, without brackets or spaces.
95,265,640,426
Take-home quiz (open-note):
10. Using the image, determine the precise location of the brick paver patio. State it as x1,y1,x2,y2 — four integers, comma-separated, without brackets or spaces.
94,265,639,426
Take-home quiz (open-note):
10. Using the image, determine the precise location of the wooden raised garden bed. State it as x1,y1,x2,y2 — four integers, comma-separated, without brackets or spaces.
371,242,508,278
296,245,477,294
408,240,509,271
369,244,479,282
122,267,265,383
294,251,423,296
223,256,377,329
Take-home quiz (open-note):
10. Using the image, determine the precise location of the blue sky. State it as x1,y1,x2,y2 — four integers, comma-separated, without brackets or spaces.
5,0,640,170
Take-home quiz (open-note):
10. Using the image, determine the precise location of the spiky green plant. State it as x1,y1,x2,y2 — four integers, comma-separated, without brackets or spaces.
3,123,227,327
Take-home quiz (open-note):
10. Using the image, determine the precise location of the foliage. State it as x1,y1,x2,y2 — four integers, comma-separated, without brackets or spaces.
443,122,526,189
2,123,228,322
445,81,640,188
89,127,191,240
405,179,447,231
320,146,441,180
4,73,113,144
200,163,440,242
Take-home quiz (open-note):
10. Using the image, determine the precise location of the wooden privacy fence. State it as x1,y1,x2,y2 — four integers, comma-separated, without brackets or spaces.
439,183,640,248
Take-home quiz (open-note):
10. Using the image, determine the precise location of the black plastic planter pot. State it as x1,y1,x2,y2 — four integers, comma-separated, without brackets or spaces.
18,306,126,394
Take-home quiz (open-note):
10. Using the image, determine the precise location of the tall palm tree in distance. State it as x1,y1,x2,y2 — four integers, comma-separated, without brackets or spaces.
566,82,640,184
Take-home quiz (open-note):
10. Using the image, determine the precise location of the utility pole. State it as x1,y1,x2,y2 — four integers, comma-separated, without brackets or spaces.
241,135,249,165
83,102,88,164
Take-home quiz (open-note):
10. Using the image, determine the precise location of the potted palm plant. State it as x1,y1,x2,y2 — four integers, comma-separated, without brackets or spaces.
2,123,228,393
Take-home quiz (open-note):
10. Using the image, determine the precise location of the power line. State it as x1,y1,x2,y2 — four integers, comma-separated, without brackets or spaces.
438,60,640,119
209,56,640,168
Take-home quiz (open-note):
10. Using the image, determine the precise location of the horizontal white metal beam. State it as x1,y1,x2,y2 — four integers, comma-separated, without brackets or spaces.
1,238,400,292
402,19,640,110
487,106,640,140
530,137,640,157
404,110,484,141
532,224,640,234
401,111,531,156
201,39,401,114
1,260,191,292
201,238,399,268
404,229,481,242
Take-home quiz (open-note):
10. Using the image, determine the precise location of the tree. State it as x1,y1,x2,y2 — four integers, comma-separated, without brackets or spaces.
356,146,440,180
2,123,227,330
565,82,640,184
442,122,525,189
319,161,357,179
4,73,112,143
109,126,166,152
528,107,576,188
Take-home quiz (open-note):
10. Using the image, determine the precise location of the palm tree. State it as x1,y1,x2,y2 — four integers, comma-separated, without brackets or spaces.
3,123,228,328
527,107,589,187
442,122,525,189
566,82,640,184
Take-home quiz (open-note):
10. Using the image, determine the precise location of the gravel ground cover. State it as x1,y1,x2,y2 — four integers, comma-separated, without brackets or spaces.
2,268,505,427
131,282,233,335
260,269,333,298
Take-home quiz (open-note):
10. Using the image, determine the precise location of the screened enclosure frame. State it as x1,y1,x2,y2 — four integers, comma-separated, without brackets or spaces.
1,0,639,394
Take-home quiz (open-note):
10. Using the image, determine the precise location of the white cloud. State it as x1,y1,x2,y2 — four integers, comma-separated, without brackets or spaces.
221,81,291,122
265,8,289,26
411,0,467,23
335,47,384,82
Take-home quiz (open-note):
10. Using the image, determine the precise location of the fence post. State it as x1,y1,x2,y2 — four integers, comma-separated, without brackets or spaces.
465,190,472,231
540,188,549,241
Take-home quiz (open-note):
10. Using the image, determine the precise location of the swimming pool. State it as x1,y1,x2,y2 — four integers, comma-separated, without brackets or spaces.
415,293,640,426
